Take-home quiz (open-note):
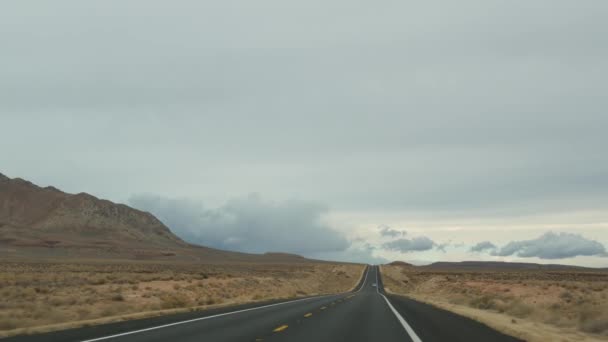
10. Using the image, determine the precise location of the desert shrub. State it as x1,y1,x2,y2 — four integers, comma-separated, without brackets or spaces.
76,308,91,319
100,305,122,317
469,295,499,310
46,309,69,323
0,317,19,330
89,277,106,285
159,293,191,309
48,297,66,306
559,291,573,302
205,297,222,305
579,306,608,335
111,293,125,301
17,287,37,300
34,287,50,294
504,300,533,318
448,295,468,305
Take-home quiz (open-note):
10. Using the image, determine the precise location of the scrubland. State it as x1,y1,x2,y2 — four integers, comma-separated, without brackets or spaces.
0,261,363,337
381,265,608,341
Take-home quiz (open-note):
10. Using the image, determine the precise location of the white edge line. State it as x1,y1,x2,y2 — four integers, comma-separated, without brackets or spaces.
376,266,423,342
82,265,371,342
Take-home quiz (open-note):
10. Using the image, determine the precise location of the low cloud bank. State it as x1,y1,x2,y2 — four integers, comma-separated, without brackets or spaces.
382,236,436,253
129,194,350,255
470,241,498,253
493,232,607,259
313,243,388,264
470,232,607,259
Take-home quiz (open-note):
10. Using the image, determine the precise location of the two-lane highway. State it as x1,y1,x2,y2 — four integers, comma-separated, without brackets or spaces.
4,266,522,342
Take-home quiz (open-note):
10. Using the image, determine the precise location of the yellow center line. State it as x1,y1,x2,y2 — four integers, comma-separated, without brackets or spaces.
273,325,289,332
304,313,313,318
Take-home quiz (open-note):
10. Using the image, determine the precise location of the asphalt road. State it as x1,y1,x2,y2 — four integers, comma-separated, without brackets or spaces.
4,266,523,342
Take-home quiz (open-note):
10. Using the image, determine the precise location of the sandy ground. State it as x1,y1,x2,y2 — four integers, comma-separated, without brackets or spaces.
0,261,364,338
380,265,608,342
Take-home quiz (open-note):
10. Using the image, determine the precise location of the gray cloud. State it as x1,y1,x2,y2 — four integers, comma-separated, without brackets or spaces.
383,236,436,253
1,1,608,267
129,194,350,255
378,225,406,238
436,241,451,253
1,1,607,218
494,232,608,259
470,241,498,253
313,243,388,265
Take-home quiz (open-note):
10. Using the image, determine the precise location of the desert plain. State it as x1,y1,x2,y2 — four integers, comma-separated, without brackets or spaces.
0,260,363,338
381,263,608,342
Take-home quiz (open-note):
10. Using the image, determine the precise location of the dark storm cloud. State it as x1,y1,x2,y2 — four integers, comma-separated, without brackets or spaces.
470,241,498,253
382,236,436,253
129,194,350,255
493,232,608,259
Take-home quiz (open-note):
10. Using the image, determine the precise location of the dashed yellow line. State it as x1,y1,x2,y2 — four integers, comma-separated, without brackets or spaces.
304,313,313,318
273,325,289,332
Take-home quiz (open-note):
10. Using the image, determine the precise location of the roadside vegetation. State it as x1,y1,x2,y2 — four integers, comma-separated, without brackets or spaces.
0,261,363,337
381,264,608,342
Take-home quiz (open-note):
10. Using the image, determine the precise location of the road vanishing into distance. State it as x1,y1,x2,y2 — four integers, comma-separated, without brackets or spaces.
5,266,521,342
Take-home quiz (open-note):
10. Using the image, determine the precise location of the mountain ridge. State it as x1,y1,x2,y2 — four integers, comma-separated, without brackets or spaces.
424,260,605,271
0,172,312,263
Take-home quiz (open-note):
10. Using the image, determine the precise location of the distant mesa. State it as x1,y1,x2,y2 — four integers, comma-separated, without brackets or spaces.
424,261,599,271
0,171,315,264
382,260,605,271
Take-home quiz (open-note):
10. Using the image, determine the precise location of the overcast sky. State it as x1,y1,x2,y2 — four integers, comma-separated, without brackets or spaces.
2,1,607,266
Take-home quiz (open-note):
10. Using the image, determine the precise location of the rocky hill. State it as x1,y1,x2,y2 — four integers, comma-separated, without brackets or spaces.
0,172,311,263
0,172,185,250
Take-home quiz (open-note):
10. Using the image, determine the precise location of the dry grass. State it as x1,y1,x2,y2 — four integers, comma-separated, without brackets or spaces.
381,265,608,342
0,261,363,337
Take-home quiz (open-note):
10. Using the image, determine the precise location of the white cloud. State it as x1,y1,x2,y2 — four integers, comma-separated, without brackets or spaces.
494,232,607,259
129,194,350,255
